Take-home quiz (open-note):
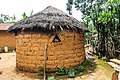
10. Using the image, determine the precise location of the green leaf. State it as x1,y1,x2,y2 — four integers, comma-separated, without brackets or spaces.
48,76,57,80
112,8,116,13
22,12,28,19
101,11,106,17
68,0,73,4
113,0,118,3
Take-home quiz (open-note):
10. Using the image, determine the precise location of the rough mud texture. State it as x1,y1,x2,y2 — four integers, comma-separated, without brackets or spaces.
16,31,85,72
0,31,16,48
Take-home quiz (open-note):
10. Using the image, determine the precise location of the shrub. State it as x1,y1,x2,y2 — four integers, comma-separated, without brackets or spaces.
67,69,76,78
80,60,93,69
48,76,57,80
55,60,93,77
38,60,94,79
74,66,85,72
55,68,66,75
38,67,43,76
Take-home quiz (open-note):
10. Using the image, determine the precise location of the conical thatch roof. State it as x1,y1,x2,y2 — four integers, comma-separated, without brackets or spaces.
8,6,88,33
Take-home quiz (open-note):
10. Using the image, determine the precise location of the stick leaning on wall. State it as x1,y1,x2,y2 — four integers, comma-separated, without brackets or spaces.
44,45,47,80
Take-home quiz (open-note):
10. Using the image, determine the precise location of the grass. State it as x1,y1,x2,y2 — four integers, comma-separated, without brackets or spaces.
48,76,58,80
94,56,114,79
38,56,114,80
38,60,97,79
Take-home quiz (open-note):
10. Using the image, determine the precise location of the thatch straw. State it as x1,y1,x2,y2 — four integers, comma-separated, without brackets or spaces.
8,6,88,33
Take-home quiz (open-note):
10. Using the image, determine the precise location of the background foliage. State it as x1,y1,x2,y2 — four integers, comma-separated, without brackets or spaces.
0,14,16,23
0,10,33,23
67,0,120,59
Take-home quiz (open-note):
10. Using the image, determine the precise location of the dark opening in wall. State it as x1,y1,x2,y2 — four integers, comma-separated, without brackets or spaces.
52,34,61,42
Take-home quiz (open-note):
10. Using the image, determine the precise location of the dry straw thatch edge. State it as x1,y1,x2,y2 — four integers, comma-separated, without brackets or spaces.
8,6,89,33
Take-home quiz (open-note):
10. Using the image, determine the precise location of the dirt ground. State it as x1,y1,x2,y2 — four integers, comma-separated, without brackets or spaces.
0,53,39,80
0,53,114,80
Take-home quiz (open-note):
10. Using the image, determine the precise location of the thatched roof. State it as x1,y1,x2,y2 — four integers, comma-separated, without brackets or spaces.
8,6,88,33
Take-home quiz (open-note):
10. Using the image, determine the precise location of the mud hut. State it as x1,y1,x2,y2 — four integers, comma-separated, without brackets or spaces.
8,6,88,72
0,24,15,49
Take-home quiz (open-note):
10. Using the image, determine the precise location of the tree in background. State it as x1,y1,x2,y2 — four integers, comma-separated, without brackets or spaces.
0,10,33,23
66,0,105,45
22,12,28,19
0,14,16,23
22,10,33,19
67,0,120,59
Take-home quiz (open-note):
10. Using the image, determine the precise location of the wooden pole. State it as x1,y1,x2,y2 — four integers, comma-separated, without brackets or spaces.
44,45,47,80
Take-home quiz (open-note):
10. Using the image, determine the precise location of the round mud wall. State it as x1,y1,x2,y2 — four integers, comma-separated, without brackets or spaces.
16,31,85,72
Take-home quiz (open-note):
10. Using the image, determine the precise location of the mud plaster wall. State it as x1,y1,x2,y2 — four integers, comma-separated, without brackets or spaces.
16,30,85,72
0,31,16,48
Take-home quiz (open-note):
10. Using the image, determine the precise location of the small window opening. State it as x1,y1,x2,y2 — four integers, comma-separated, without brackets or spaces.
52,34,61,42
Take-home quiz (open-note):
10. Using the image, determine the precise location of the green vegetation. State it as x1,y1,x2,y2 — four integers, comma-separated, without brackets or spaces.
0,14,16,23
38,67,43,76
81,60,93,69
22,12,28,19
55,60,94,78
45,58,114,79
0,10,33,23
11,10,33,20
38,60,95,79
22,10,33,19
67,0,120,59
55,68,66,75
67,69,76,78
48,76,58,80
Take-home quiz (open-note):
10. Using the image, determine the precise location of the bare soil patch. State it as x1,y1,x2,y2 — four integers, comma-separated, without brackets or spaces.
0,53,40,80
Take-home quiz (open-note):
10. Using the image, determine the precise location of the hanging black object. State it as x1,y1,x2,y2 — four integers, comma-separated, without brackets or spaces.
52,34,61,42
